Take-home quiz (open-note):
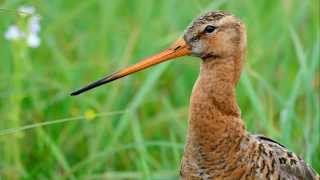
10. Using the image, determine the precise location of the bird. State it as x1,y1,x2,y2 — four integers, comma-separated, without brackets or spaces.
71,11,319,179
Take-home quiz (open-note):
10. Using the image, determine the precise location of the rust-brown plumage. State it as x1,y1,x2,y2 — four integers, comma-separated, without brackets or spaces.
71,11,319,179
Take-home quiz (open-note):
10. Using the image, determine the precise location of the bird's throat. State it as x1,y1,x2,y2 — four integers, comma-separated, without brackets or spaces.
185,57,246,163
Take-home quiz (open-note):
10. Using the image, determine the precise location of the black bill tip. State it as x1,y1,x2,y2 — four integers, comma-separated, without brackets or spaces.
70,79,106,96
70,72,120,96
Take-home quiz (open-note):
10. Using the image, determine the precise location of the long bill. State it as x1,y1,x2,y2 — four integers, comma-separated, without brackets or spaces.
70,38,191,96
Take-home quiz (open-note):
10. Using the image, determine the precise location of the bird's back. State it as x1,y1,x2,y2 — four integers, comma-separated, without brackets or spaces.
244,134,319,180
180,134,319,179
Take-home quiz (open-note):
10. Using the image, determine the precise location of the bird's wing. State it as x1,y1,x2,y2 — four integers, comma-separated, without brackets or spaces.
253,134,319,180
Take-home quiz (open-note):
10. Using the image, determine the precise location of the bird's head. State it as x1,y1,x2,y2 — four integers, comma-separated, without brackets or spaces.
71,11,246,96
184,11,246,60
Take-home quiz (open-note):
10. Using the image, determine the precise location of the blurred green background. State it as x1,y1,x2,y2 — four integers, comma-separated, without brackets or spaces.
0,0,319,179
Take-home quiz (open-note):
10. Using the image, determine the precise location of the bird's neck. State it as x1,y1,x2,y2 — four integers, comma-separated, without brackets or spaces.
185,56,246,161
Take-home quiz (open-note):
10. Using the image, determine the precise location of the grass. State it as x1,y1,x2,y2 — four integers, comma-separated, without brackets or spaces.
0,0,319,179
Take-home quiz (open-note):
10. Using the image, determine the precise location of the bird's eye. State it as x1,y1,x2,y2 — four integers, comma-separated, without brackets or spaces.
204,25,216,33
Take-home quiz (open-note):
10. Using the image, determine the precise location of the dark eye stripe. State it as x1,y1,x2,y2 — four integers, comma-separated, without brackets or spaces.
190,35,200,42
204,25,216,33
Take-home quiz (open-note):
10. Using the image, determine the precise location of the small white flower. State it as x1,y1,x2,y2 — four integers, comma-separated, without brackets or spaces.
4,25,25,40
4,5,42,48
27,33,40,48
18,5,35,15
